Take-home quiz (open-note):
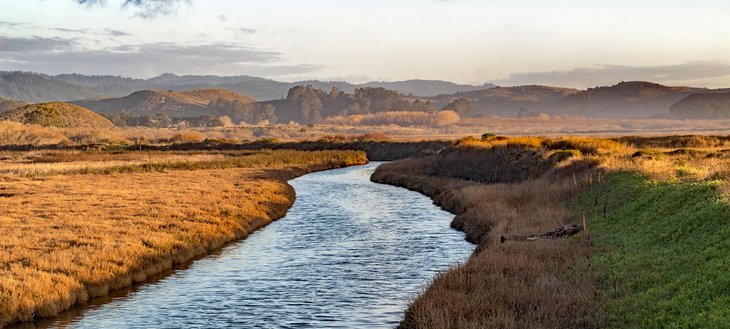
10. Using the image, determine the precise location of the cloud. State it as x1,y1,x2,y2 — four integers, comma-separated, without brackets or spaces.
0,36,77,52
52,27,87,33
228,27,257,35
491,61,730,88
104,28,132,36
47,27,133,37
76,0,191,18
0,38,320,78
0,20,32,28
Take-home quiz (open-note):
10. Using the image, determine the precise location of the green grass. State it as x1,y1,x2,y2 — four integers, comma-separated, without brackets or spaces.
573,172,730,328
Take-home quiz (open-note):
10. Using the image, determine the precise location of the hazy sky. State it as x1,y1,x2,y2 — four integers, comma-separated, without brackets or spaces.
2,0,730,88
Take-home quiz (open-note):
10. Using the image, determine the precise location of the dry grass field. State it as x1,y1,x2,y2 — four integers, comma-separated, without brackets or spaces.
372,135,730,328
0,149,367,327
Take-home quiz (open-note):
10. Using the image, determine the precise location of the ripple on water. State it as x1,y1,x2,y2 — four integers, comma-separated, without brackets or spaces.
51,162,473,329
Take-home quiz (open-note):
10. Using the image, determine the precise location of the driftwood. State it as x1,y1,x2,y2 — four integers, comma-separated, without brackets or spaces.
500,224,583,243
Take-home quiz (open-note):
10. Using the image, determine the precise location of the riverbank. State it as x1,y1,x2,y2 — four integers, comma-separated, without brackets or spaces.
0,150,367,328
372,135,730,328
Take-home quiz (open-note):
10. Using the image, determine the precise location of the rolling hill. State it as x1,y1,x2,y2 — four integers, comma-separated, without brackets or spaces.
670,93,730,119
0,102,116,128
73,88,256,117
0,97,25,113
430,85,580,116
560,81,706,118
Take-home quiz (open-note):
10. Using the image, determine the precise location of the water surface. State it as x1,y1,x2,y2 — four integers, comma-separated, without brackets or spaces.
52,162,473,328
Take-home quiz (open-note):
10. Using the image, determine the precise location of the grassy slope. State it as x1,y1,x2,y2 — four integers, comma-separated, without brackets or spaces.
573,173,730,328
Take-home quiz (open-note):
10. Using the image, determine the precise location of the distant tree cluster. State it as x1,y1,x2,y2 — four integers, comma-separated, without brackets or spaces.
103,112,224,128
325,110,460,127
221,85,436,125
199,85,438,125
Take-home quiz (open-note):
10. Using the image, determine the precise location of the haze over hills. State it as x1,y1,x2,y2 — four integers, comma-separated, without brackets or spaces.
670,93,730,119
0,72,493,103
560,81,710,118
3,70,730,123
61,80,730,127
430,85,581,117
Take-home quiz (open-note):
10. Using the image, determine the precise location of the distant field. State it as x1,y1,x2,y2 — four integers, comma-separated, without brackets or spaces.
5,116,730,149
0,149,367,327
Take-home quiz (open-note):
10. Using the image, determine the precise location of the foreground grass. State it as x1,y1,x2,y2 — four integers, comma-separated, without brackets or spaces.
0,150,367,327
573,173,730,328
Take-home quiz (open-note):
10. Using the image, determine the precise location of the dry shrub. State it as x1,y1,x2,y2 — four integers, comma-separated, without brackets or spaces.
325,111,460,127
0,121,69,146
544,137,631,155
606,152,730,183
356,132,391,141
166,131,205,144
60,127,129,145
433,110,461,126
455,135,545,149
616,134,730,149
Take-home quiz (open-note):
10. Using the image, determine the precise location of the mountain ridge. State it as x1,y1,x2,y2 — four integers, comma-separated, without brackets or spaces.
0,71,494,103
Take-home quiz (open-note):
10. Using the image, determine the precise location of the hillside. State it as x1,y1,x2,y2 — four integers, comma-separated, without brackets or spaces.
0,102,116,128
0,97,25,113
670,92,730,119
73,89,256,117
431,85,580,117
179,88,256,104
561,81,705,118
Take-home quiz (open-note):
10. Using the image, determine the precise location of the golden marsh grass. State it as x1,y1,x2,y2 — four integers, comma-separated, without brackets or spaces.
0,149,367,327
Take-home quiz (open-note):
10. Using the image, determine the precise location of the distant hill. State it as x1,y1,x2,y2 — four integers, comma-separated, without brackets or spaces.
73,88,256,117
430,85,580,116
0,102,116,128
670,93,730,119
0,97,25,113
74,85,440,125
0,72,97,103
1,72,488,103
361,80,494,96
560,81,706,118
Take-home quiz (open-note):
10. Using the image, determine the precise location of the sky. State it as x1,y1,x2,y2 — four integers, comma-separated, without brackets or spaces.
1,0,730,88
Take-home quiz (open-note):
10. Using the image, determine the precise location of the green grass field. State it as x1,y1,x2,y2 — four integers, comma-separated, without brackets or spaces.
574,172,730,328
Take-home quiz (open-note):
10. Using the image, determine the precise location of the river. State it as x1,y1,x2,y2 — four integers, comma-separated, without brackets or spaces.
45,162,473,328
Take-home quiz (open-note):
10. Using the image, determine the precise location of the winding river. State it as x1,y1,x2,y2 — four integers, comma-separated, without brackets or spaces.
45,162,473,328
